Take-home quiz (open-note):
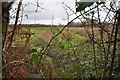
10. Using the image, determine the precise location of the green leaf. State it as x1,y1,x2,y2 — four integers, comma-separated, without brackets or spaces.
64,42,69,53
55,33,62,41
86,19,92,23
96,2,105,5
76,2,94,12
81,21,86,25
31,53,40,63
28,49,37,54
76,0,105,12
96,0,105,5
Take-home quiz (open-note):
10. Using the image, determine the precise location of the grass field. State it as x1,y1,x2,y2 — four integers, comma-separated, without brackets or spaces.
12,26,97,77
6,25,119,78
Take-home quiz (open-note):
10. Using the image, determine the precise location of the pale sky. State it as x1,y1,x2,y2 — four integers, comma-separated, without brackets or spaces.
10,0,76,25
9,0,120,25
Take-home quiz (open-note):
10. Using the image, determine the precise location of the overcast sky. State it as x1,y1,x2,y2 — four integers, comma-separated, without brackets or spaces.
10,0,76,25
9,0,120,25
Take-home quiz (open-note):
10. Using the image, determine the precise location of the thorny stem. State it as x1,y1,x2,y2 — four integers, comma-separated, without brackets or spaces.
39,4,101,60
109,9,120,78
7,0,22,51
2,2,14,50
91,11,97,77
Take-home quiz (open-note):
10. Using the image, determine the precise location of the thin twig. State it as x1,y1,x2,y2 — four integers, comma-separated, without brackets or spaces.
109,9,120,78
7,0,22,51
91,11,97,77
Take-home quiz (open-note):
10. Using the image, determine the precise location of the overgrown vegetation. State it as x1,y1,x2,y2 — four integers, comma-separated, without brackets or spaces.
1,0,120,79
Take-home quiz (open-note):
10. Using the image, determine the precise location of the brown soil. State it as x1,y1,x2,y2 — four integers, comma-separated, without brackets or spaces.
38,31,55,42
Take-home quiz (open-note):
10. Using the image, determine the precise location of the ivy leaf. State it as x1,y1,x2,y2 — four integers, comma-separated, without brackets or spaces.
76,2,94,12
